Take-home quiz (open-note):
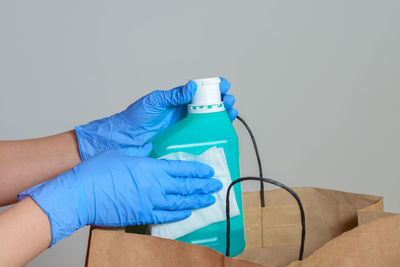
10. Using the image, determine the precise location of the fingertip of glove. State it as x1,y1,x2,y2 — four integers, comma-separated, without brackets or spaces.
212,179,223,192
228,108,239,121
223,94,236,107
197,162,215,177
184,81,197,95
182,209,192,218
186,80,197,89
169,81,197,106
206,195,216,205
219,77,231,94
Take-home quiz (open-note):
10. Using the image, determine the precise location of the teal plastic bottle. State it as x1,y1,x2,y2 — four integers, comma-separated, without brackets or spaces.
150,77,245,256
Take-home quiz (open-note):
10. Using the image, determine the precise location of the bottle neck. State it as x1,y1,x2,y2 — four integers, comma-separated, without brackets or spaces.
187,101,225,114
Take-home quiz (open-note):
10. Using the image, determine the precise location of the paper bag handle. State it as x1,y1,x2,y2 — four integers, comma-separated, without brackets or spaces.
225,177,306,261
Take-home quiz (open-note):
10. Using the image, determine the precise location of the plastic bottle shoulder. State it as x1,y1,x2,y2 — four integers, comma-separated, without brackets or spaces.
151,111,238,156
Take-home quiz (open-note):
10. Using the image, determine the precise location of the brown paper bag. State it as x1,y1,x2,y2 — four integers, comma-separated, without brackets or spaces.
86,187,398,267
287,215,400,267
236,187,386,266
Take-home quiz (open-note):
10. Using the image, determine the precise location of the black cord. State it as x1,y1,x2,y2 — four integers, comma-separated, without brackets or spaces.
225,177,305,260
230,115,306,260
236,115,265,207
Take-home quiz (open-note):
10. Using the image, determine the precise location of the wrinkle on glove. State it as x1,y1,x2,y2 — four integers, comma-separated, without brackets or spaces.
150,146,240,240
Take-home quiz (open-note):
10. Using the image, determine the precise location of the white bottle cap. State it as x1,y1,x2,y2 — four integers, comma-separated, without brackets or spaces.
188,77,225,113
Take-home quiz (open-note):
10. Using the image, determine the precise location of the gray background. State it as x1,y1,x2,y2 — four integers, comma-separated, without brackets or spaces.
1,0,399,266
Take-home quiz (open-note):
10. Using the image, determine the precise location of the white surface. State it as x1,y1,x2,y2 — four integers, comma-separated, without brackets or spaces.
151,147,240,240
0,1,399,266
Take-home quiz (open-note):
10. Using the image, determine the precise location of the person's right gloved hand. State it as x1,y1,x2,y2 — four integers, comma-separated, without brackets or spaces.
18,143,222,247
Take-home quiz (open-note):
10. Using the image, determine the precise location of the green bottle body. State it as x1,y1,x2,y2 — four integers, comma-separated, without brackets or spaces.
150,110,245,257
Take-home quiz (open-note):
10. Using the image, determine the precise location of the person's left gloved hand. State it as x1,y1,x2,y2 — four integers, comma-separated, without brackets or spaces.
75,77,237,160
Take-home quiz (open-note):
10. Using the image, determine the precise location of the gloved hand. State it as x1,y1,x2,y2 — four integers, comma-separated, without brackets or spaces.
18,143,222,246
75,77,237,160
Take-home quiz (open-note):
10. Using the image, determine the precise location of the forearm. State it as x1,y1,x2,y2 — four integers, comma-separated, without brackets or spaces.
0,197,51,266
0,130,81,206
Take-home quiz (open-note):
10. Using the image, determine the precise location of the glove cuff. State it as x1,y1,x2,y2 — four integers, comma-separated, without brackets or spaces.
18,169,88,247
75,116,114,160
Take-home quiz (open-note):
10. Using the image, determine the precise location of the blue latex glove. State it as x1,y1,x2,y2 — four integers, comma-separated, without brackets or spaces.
18,144,222,246
75,77,237,160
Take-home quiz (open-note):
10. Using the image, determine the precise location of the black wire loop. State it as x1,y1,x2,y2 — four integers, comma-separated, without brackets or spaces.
236,116,265,207
225,176,305,260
